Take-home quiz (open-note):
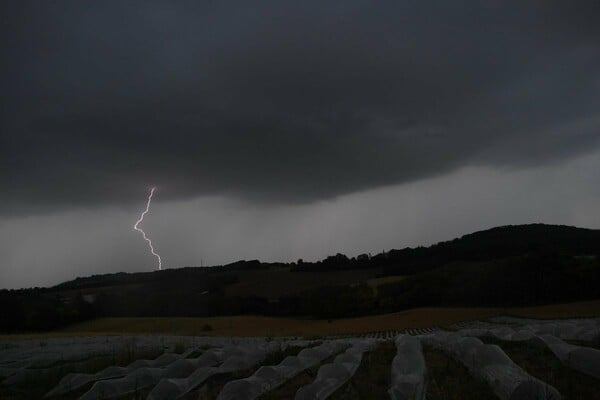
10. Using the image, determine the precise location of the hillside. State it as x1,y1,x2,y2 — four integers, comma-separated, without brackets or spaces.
1,224,599,332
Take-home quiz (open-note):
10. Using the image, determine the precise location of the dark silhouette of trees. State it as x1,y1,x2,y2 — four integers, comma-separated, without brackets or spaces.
2,224,599,332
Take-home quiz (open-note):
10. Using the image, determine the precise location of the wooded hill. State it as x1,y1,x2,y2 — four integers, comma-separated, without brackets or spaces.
2,224,599,332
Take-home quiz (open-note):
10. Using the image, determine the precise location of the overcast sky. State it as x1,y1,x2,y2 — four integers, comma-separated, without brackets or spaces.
1,1,600,288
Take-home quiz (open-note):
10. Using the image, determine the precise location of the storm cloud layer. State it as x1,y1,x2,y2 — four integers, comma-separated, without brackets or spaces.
2,1,600,214
2,149,600,289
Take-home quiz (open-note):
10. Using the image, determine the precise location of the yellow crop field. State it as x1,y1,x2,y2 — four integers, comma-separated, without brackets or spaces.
3,300,599,340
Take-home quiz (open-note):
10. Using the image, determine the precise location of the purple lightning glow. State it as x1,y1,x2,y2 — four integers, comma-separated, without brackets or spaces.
133,187,162,270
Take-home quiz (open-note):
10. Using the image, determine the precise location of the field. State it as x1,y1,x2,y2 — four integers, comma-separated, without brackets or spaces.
2,313,599,400
480,337,600,398
223,268,379,298
3,300,599,340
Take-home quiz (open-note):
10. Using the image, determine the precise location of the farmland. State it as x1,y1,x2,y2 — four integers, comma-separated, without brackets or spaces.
1,300,598,340
2,314,599,399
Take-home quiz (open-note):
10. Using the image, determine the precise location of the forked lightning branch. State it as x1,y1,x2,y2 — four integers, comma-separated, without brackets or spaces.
133,187,162,270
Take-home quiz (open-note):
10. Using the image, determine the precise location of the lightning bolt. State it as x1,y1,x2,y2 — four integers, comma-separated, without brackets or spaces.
133,187,162,270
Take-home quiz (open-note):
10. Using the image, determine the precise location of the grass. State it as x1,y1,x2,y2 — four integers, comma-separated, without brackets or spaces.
481,337,600,400
224,268,380,298
365,276,406,296
424,346,497,400
329,341,396,399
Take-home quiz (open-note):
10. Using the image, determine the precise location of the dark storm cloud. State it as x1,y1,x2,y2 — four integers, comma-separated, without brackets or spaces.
2,1,600,213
